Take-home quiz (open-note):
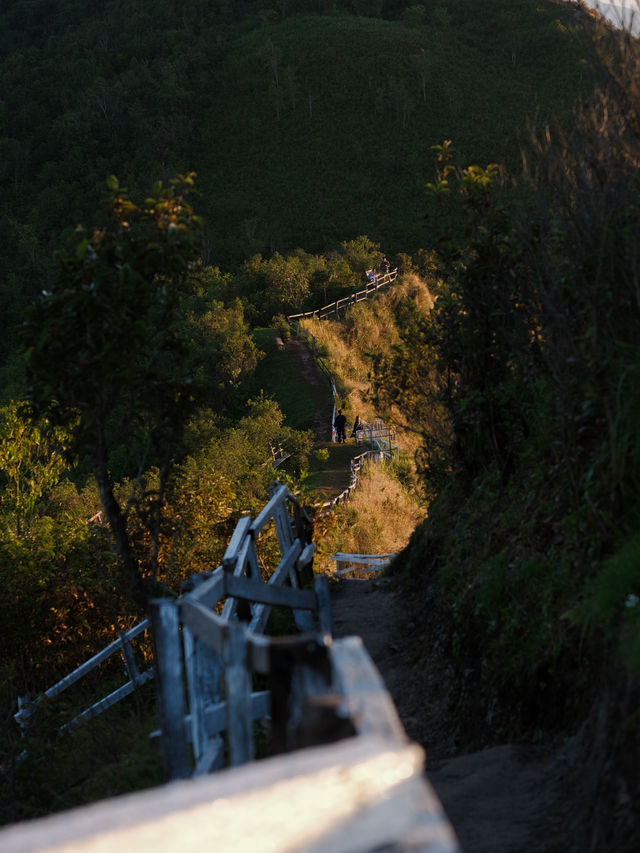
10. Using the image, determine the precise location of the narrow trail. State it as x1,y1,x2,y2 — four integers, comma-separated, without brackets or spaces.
285,318,578,851
331,577,578,853
283,338,333,442
285,301,584,851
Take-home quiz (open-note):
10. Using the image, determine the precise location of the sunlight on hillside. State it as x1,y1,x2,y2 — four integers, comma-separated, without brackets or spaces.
302,273,435,462
315,458,425,573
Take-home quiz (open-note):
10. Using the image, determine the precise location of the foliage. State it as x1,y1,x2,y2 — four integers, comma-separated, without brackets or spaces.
0,0,619,828
0,1,604,371
22,174,204,606
0,401,69,536
377,26,640,771
0,402,118,692
251,327,333,432
314,457,424,573
0,680,162,826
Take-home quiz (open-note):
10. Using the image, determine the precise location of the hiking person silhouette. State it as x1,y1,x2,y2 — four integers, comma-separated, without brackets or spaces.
334,409,347,443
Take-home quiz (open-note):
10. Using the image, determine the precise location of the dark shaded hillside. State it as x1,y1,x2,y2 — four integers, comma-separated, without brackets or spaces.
196,9,601,264
0,1,604,386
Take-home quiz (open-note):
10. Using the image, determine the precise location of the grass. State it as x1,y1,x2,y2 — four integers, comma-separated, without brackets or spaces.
251,327,328,431
1,683,162,825
313,458,425,574
301,274,433,459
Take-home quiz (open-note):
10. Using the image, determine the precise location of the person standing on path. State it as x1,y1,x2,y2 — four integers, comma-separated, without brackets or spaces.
351,415,363,443
334,409,347,443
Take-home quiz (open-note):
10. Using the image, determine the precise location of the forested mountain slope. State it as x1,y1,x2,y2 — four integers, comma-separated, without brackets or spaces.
0,0,603,388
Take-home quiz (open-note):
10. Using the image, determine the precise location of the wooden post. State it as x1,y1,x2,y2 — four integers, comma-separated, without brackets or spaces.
270,634,337,754
183,577,224,774
224,622,254,766
149,599,191,781
118,628,141,687
315,574,333,638
273,498,294,556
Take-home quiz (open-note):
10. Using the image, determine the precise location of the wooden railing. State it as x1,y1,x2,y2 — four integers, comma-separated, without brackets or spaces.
287,268,399,322
331,552,396,577
151,481,330,778
14,619,153,734
1,481,461,853
360,417,398,457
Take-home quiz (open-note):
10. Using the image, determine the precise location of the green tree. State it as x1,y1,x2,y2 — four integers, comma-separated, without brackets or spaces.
0,401,68,537
264,251,312,313
22,174,204,606
339,235,382,277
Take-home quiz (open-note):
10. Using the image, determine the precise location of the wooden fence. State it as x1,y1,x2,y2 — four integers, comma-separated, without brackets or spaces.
1,480,461,853
360,417,398,457
331,552,396,577
14,619,153,734
150,482,331,778
287,268,398,322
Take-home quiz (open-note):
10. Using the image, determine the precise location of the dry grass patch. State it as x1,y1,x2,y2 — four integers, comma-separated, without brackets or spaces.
315,460,425,573
302,273,435,457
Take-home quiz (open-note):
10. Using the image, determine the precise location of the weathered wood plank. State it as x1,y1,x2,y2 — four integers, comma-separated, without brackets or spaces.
179,598,228,656
247,631,271,674
118,629,141,686
61,669,154,733
224,622,254,766
202,690,271,736
273,500,295,554
183,574,224,768
222,515,252,569
268,539,303,586
25,619,150,707
149,600,190,780
0,735,460,853
188,569,224,608
225,572,316,611
292,609,316,632
221,531,255,620
192,738,224,777
298,542,316,566
249,484,289,535
247,540,303,634
330,636,407,745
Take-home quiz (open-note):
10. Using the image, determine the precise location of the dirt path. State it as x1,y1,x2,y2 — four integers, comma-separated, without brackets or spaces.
284,338,333,442
330,577,578,853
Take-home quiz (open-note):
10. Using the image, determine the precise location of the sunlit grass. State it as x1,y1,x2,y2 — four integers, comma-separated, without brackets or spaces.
314,459,425,573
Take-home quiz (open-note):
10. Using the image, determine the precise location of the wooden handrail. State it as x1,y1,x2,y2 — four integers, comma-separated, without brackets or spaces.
4,481,462,853
151,482,331,778
14,619,152,733
287,268,399,321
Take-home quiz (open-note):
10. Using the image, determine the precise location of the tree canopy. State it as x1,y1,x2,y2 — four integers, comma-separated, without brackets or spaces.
22,174,205,605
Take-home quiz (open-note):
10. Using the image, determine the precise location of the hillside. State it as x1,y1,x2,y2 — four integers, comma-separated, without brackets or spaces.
0,0,605,383
195,7,602,263
4,0,638,845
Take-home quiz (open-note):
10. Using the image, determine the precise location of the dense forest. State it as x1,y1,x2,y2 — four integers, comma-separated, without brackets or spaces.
1,0,638,849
